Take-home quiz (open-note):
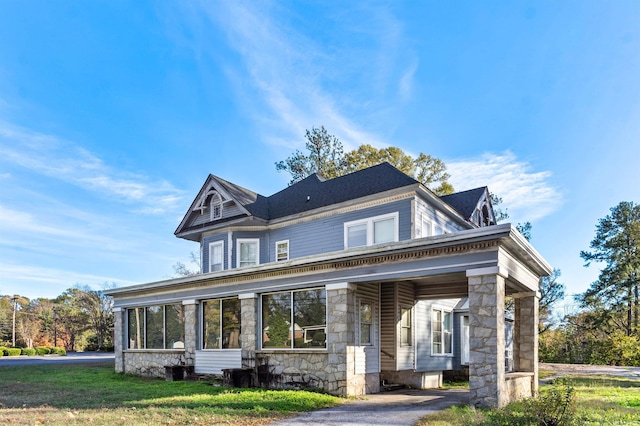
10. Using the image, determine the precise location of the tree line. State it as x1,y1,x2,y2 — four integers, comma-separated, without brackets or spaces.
0,285,114,352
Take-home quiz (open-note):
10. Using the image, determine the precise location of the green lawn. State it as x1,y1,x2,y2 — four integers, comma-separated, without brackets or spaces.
0,362,342,425
418,375,640,425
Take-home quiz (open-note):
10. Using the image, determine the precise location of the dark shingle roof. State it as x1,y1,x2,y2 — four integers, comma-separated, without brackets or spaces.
265,162,419,219
440,187,487,220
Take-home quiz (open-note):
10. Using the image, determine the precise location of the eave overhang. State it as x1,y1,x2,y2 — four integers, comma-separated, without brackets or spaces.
107,223,551,300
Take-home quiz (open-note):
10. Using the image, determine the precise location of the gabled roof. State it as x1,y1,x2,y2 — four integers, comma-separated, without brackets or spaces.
440,187,489,220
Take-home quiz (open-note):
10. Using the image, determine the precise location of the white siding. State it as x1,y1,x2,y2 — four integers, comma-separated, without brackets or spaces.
194,349,242,374
396,282,415,371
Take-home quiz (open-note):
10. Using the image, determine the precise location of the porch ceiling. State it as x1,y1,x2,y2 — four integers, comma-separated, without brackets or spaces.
407,273,529,300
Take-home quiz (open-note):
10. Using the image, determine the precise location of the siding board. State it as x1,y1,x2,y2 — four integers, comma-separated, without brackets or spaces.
194,349,242,374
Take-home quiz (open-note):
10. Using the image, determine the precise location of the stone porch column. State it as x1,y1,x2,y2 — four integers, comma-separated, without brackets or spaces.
183,300,198,366
239,293,258,370
513,291,539,395
467,266,508,408
113,307,125,373
326,282,357,396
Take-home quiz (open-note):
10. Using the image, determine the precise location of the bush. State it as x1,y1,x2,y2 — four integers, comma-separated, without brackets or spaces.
0,347,6,356
484,379,576,426
22,348,36,356
36,347,51,355
51,347,67,355
6,348,22,356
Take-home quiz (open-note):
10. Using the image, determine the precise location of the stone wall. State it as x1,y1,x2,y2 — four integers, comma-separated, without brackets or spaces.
505,372,535,401
256,351,330,391
123,350,186,377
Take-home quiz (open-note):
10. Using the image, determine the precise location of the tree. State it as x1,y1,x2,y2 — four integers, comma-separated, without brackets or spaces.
580,201,640,336
74,285,114,350
172,251,201,278
275,126,346,184
275,126,454,195
539,269,565,333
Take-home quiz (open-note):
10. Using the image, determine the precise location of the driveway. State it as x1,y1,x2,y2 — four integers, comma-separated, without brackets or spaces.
0,351,114,366
271,388,469,426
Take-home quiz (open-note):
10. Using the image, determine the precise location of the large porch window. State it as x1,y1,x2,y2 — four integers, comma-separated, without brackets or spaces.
261,288,326,349
127,304,185,350
202,298,241,349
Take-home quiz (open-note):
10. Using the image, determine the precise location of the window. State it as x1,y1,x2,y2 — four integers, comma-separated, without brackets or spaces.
209,241,224,272
401,307,412,346
202,298,241,349
127,304,185,350
237,238,259,268
432,308,452,355
421,217,433,238
276,240,289,262
261,288,326,349
210,192,222,220
420,213,446,237
344,212,399,248
360,301,373,345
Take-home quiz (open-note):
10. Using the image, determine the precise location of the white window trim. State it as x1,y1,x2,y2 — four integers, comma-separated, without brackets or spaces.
400,305,412,347
210,192,223,220
344,212,399,249
236,238,260,268
275,240,289,262
209,240,224,272
359,299,374,346
259,287,328,351
431,307,454,357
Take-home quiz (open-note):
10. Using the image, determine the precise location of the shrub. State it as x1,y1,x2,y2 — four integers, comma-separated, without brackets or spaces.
6,348,22,356
51,347,67,355
22,348,37,356
484,379,577,426
0,347,6,356
36,347,51,355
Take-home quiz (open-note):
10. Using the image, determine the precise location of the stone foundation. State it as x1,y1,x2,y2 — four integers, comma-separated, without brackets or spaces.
381,370,443,389
123,350,186,377
256,351,331,391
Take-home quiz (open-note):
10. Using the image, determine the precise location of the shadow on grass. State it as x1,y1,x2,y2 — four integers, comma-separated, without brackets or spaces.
0,362,341,415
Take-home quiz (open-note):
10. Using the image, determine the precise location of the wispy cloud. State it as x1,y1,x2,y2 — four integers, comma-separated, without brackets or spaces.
0,122,184,214
447,151,562,223
0,262,138,297
177,1,416,150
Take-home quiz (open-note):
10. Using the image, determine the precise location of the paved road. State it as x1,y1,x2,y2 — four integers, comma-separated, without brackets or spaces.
0,351,114,366
271,388,469,426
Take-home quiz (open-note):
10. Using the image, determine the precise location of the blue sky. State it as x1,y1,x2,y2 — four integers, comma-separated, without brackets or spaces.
1,2,639,307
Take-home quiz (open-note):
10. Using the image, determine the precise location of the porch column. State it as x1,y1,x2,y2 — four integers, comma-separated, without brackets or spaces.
326,282,358,396
513,291,539,395
239,293,257,370
467,266,508,408
113,307,125,373
183,300,198,366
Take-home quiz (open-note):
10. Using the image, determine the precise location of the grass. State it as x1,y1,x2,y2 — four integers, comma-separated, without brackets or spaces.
418,375,640,425
0,362,342,425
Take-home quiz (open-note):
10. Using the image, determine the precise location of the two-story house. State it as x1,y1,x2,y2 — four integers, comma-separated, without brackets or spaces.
107,162,551,408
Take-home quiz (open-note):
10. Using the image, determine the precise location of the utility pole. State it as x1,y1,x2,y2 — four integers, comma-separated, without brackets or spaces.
11,296,17,347
53,309,58,348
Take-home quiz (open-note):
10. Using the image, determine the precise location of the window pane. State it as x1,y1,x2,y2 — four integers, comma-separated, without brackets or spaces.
294,289,326,348
262,293,292,348
432,310,442,354
128,308,144,349
222,298,241,349
210,243,223,271
145,306,164,349
240,241,258,267
165,304,185,349
373,218,395,244
422,219,432,237
401,307,411,345
276,242,289,261
444,311,452,354
203,300,221,349
347,223,367,248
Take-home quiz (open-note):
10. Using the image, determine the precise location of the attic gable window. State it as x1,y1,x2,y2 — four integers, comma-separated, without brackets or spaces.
210,192,222,220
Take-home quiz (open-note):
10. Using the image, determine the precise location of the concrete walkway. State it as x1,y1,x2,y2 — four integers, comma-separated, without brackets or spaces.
271,388,469,426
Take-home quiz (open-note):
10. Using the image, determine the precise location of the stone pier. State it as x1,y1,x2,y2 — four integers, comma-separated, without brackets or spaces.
467,266,507,408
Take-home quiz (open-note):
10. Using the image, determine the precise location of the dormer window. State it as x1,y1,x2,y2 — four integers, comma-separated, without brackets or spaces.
210,192,222,220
